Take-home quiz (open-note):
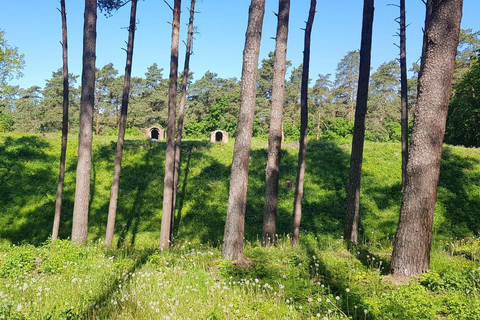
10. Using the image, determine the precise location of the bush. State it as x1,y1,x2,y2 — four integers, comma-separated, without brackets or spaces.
322,117,353,140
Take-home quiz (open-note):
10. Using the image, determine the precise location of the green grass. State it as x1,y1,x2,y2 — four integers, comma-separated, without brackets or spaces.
1,132,480,319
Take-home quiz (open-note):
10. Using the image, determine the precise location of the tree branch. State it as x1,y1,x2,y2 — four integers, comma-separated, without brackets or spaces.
164,0,174,11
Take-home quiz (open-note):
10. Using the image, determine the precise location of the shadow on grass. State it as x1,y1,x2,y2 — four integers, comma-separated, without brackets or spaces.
438,146,480,237
174,139,352,245
244,140,351,241
0,135,60,245
79,248,155,319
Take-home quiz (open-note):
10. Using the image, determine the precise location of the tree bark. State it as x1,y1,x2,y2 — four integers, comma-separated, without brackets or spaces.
262,0,290,247
105,0,138,247
160,0,181,250
71,0,97,243
390,0,463,277
291,0,316,246
344,0,374,243
399,0,408,192
222,0,265,263
171,0,196,243
52,0,69,241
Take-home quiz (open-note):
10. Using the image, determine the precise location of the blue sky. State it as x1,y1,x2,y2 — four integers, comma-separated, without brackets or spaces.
1,0,479,90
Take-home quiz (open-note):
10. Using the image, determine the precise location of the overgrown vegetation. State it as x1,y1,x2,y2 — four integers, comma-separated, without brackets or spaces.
1,133,480,319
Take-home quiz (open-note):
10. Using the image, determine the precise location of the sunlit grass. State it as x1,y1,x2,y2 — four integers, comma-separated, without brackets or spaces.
1,132,480,318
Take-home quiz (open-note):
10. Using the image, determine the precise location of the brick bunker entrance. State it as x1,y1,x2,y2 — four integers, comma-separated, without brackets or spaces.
145,126,165,141
210,130,228,143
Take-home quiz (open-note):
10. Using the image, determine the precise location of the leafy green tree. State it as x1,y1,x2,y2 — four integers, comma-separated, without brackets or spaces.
445,57,480,147
0,106,13,132
0,29,25,96
185,71,240,136
0,85,17,131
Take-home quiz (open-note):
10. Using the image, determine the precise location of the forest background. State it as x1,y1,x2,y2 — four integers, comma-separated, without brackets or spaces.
0,0,479,147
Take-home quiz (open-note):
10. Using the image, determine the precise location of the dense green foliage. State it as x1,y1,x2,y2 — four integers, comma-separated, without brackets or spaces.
0,49,420,143
0,29,25,94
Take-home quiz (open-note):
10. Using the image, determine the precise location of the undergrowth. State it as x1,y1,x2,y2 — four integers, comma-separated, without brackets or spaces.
0,237,479,319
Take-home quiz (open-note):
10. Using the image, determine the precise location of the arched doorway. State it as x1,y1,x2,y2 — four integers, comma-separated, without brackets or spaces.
151,128,159,140
145,126,165,141
210,130,229,143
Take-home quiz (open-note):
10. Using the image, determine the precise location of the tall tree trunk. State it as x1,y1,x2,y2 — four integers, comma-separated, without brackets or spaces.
222,0,265,263
71,0,97,243
399,0,408,191
172,0,196,242
105,0,138,247
160,0,181,250
262,0,290,247
291,0,316,246
344,0,374,243
390,0,463,277
52,0,69,241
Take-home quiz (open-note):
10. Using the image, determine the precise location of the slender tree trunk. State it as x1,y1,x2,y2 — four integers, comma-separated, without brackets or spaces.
262,0,290,247
344,0,374,243
222,0,265,263
171,0,196,242
160,0,181,250
291,0,316,246
52,0,69,241
399,0,408,191
95,94,100,135
105,0,138,247
72,0,97,243
390,0,463,277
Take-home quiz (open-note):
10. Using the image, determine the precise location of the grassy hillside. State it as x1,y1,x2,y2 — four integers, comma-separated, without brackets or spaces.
1,132,479,246
1,132,480,319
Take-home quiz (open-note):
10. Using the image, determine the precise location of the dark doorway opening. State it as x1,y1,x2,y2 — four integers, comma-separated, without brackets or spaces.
215,131,223,142
151,128,159,140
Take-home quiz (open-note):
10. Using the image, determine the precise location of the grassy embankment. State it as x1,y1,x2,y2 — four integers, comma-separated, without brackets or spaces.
0,132,479,319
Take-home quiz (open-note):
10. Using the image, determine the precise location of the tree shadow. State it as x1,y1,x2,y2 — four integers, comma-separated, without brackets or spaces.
437,146,480,237
0,135,60,245
175,152,230,244
87,139,170,247
79,248,155,319
230,140,352,243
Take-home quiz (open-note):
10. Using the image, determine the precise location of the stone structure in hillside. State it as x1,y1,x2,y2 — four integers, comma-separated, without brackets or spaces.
145,126,165,141
210,130,228,143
